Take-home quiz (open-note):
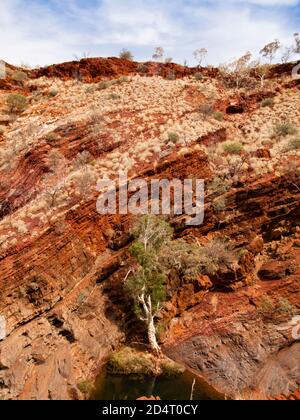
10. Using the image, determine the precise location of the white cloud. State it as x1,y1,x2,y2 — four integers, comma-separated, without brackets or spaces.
228,0,298,5
0,0,299,66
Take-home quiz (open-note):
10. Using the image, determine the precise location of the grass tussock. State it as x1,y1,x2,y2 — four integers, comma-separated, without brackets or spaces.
107,347,185,378
223,141,244,155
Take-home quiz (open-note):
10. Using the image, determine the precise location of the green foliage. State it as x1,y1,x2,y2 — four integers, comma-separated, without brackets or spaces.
7,93,28,114
274,122,297,138
223,141,244,155
130,215,173,250
107,347,185,377
77,292,87,304
160,360,185,377
85,85,95,94
45,132,57,143
111,76,129,85
118,76,129,83
77,380,94,395
287,136,300,150
213,111,224,121
168,132,180,144
98,80,110,90
208,176,232,195
127,266,166,318
277,298,297,316
194,72,203,81
137,63,148,74
161,239,203,281
213,197,227,212
259,297,297,319
261,97,274,108
49,88,58,97
108,93,121,100
259,297,275,315
11,71,28,83
199,103,214,118
198,239,238,276
125,216,173,317
119,49,134,61
107,347,154,376
163,237,237,278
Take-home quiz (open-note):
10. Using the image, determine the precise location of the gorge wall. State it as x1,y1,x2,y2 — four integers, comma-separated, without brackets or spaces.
0,58,299,399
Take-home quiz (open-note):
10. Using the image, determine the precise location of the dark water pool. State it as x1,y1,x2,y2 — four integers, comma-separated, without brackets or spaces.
91,369,224,401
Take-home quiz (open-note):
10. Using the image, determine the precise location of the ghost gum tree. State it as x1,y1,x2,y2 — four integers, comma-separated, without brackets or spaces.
220,51,254,90
259,39,281,64
255,63,270,88
124,215,173,356
152,47,164,62
193,48,208,67
294,33,300,54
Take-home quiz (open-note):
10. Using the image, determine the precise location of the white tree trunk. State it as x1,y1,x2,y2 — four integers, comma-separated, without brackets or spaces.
138,292,161,357
147,315,161,356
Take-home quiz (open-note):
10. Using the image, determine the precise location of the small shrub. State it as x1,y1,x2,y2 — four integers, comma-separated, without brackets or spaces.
259,297,275,316
77,292,87,304
277,298,297,317
208,176,231,195
77,381,94,396
168,132,180,144
119,49,134,61
213,197,227,212
166,71,175,80
274,122,297,138
261,98,274,108
49,88,58,98
49,88,58,97
213,111,224,121
45,132,57,143
137,63,148,74
165,238,238,280
108,93,121,100
118,76,129,83
223,141,244,155
98,80,110,90
85,86,94,94
11,71,27,83
237,249,247,261
194,72,203,81
0,127,4,137
107,347,183,378
107,347,154,376
160,360,185,377
74,150,93,167
7,93,28,114
199,238,238,276
287,136,300,150
199,103,214,118
111,76,128,86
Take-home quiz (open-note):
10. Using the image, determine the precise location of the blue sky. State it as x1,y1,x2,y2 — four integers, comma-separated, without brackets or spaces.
1,0,299,66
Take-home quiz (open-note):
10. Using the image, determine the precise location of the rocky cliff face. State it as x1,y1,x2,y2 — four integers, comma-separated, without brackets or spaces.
0,58,299,399
162,173,300,399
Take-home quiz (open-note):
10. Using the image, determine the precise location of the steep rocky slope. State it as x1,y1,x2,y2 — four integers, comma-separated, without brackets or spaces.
0,58,299,400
